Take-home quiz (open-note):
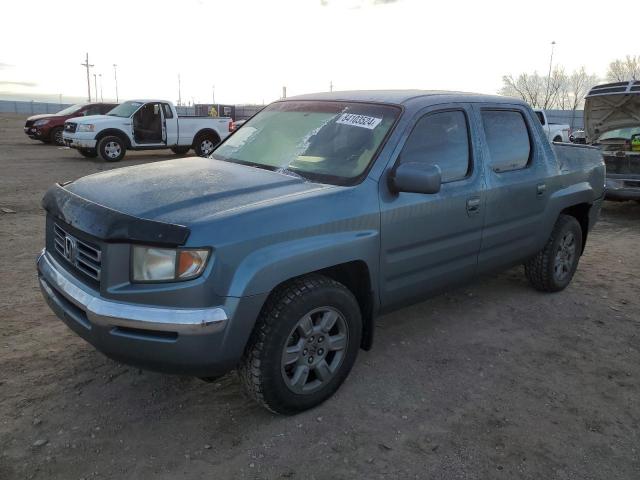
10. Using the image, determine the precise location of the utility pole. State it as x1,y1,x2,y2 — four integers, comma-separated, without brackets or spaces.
282,86,287,99
113,64,119,102
59,93,62,105
81,53,94,102
93,74,98,104
330,80,333,92
545,41,556,109
178,74,182,106
212,85,215,104
99,73,103,102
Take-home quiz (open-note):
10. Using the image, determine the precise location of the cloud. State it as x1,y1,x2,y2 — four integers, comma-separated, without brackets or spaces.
0,80,38,87
0,62,14,69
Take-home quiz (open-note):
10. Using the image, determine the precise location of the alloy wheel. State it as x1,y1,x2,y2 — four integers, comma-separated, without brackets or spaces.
281,307,348,394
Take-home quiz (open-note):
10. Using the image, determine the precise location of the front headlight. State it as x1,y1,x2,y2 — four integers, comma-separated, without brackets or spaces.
77,124,95,132
33,119,50,126
131,246,210,282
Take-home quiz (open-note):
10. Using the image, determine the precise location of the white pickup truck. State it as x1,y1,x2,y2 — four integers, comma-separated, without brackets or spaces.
62,100,232,162
533,109,571,143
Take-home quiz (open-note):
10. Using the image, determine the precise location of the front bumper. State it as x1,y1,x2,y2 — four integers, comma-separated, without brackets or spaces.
62,132,96,149
24,125,49,140
605,177,640,201
37,249,262,376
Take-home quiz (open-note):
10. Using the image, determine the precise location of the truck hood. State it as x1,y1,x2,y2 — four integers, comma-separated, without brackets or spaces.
584,92,640,141
26,113,55,122
67,114,113,124
64,157,331,226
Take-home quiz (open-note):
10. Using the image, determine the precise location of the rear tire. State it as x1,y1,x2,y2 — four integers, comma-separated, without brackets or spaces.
171,146,191,155
239,274,362,415
553,135,563,143
97,135,127,162
50,127,64,146
193,132,220,157
78,148,98,158
524,214,583,292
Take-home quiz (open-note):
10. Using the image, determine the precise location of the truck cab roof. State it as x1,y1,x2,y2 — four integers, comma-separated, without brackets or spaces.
287,90,524,107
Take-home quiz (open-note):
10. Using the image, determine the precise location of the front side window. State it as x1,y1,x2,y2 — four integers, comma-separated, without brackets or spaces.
213,101,400,185
482,110,532,172
399,110,471,183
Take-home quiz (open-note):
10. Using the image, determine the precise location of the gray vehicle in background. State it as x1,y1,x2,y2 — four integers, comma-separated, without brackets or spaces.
584,81,640,201
37,90,605,414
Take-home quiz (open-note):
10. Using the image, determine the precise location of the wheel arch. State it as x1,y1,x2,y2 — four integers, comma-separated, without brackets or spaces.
559,203,591,254
96,128,131,148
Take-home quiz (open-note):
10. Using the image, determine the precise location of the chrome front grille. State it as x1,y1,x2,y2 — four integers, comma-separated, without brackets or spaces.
53,224,102,281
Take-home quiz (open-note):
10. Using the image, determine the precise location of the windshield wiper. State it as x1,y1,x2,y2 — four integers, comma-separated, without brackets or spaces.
275,167,306,180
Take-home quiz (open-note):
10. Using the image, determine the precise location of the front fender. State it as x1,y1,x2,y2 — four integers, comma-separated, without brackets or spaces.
226,230,379,298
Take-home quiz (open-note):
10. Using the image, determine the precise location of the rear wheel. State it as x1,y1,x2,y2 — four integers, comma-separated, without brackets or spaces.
97,135,127,162
78,148,98,158
171,146,191,155
50,127,64,146
524,214,583,292
553,135,563,143
193,132,220,157
239,274,362,415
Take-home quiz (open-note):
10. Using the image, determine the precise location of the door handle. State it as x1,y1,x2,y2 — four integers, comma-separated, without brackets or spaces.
466,197,481,215
537,183,547,196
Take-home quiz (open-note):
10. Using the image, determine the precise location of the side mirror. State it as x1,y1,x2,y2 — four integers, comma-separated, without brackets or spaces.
388,162,442,194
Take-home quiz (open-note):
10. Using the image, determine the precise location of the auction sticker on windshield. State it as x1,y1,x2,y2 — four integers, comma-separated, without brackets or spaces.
336,113,382,130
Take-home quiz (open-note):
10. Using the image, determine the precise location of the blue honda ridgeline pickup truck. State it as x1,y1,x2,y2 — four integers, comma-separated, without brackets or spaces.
38,91,605,414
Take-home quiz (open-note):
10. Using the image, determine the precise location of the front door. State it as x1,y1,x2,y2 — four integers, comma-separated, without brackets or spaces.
132,102,164,145
379,103,485,310
473,104,551,273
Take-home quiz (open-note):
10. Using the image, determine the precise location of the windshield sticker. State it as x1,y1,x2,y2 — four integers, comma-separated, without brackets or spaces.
336,113,382,130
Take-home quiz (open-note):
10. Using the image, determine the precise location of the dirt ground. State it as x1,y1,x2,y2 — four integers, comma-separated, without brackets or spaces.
0,112,639,480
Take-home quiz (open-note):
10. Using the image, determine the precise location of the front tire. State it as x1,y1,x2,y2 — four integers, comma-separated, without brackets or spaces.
97,135,127,162
50,127,64,146
239,274,362,415
78,148,98,158
193,133,220,157
553,135,563,143
524,214,583,292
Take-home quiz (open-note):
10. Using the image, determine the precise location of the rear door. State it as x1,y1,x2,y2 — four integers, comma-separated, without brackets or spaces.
474,105,551,273
162,103,178,145
379,103,485,309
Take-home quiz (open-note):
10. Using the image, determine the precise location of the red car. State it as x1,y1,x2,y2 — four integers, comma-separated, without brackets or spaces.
24,102,117,146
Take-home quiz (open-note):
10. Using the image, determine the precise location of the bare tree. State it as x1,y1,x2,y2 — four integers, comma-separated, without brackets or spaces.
606,55,640,82
501,66,599,113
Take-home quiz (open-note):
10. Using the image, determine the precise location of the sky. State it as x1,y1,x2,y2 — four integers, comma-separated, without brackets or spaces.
0,0,636,105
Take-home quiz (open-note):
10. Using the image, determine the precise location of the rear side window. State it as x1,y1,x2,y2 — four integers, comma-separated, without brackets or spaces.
162,104,173,119
482,110,531,172
400,110,470,182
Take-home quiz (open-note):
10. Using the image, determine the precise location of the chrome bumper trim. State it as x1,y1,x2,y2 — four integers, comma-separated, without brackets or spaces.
37,250,227,335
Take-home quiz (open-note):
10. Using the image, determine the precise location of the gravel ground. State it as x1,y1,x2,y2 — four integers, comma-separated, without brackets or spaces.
1,113,639,480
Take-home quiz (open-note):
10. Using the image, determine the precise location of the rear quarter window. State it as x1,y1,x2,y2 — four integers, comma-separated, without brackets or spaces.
482,110,532,173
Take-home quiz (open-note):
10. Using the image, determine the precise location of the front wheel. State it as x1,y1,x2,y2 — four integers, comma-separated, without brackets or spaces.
524,214,583,292
97,135,127,162
50,127,64,146
553,136,563,143
193,133,219,157
239,274,362,415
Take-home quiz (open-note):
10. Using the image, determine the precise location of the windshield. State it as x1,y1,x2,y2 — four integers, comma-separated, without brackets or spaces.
212,101,400,185
599,127,640,141
107,101,144,118
55,104,85,116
